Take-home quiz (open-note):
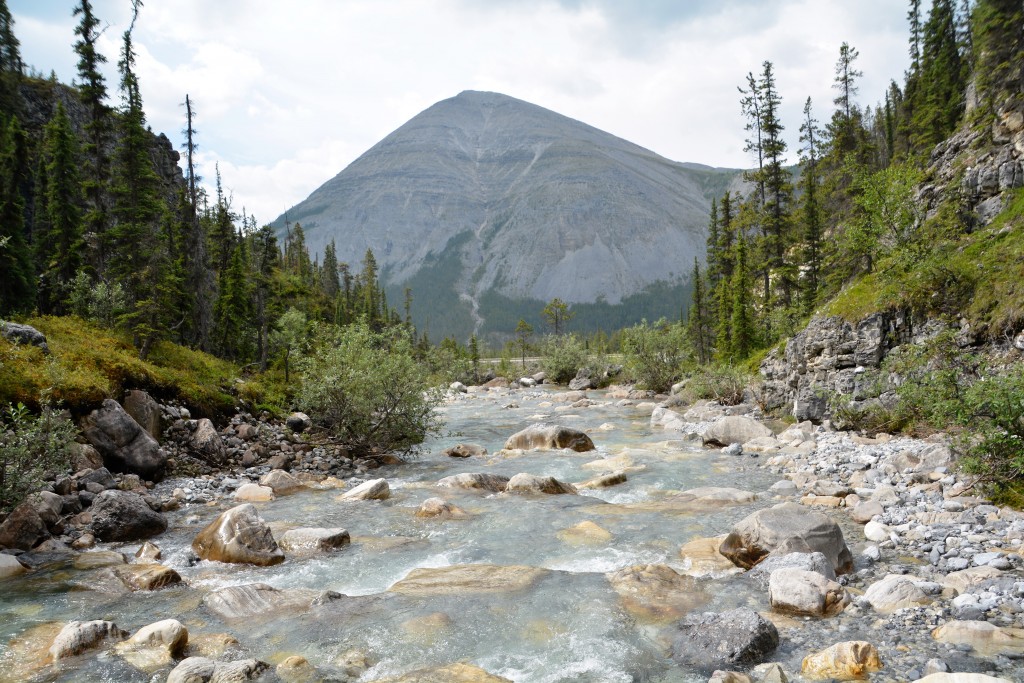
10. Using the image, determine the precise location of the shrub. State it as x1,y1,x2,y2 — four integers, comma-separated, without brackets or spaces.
1,400,77,514
295,321,444,455
540,333,588,384
680,366,751,406
620,319,690,393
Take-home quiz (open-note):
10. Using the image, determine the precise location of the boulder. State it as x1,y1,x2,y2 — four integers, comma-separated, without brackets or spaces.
702,416,772,446
747,551,835,588
449,381,468,393
135,541,162,561
90,490,167,542
1,321,49,352
202,583,326,621
277,655,319,683
114,618,188,672
503,423,595,452
78,466,117,491
864,575,933,613
0,553,27,579
863,520,892,543
917,675,1013,683
557,520,612,545
768,568,848,617
234,483,275,502
800,641,883,680
931,620,1024,656
122,390,163,441
606,564,708,623
191,504,284,566
49,619,127,659
370,662,512,682
678,536,740,578
415,498,469,519
190,418,226,464
719,502,853,574
167,657,269,683
114,563,182,591
437,472,510,492
279,527,351,552
575,471,627,489
943,566,1004,595
671,608,779,671
442,443,487,458
285,412,312,433
71,442,104,471
389,564,549,595
505,473,577,495
80,399,166,480
338,478,390,501
850,500,884,523
259,469,304,494
0,494,55,550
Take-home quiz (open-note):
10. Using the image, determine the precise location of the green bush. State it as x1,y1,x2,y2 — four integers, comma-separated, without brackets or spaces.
296,321,444,455
1,401,77,514
540,334,588,384
620,319,690,393
679,365,751,406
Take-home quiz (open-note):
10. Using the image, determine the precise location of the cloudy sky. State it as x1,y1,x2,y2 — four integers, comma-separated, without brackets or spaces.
13,0,910,224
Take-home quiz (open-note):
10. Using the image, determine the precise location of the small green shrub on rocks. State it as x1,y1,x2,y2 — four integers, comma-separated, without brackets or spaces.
1,400,77,514
541,334,588,385
621,319,690,393
680,366,751,406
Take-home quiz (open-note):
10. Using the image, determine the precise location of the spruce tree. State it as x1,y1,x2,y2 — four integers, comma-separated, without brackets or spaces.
180,94,214,348
756,60,794,310
970,0,1024,123
213,233,251,360
0,116,33,314
798,97,823,315
0,0,20,116
729,236,755,360
713,192,735,358
913,0,965,149
687,259,713,365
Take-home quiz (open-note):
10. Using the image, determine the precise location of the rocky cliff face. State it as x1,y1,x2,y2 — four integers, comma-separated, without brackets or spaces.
276,91,740,337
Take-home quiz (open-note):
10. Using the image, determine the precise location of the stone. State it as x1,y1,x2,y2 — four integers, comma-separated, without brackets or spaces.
389,564,549,595
575,471,628,489
751,663,789,683
286,412,312,433
167,657,269,683
234,483,275,502
122,390,164,441
719,502,854,574
90,490,167,542
708,673,752,683
279,527,351,552
202,583,327,621
863,520,892,542
259,469,304,494
436,472,510,492
931,620,1024,656
671,608,779,671
0,553,27,579
678,536,740,577
606,564,708,623
338,478,390,501
503,423,595,452
80,399,166,480
191,504,284,566
78,466,117,490
449,381,468,393
558,520,612,545
277,655,319,683
916,675,1013,683
702,416,772,446
71,442,104,471
370,662,512,682
48,619,127,659
505,472,577,494
850,500,883,523
864,575,933,613
768,568,848,617
114,618,188,672
114,563,182,591
443,443,487,458
415,497,469,519
0,321,49,352
190,418,226,464
135,541,162,561
674,487,757,507
800,641,883,681
0,496,51,550
942,566,1004,595
747,551,835,588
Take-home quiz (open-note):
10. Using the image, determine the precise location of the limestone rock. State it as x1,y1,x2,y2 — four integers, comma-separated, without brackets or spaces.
678,536,740,578
191,504,284,566
747,551,835,589
190,418,226,464
369,662,512,682
279,527,351,552
259,469,304,494
48,619,127,659
338,478,390,501
122,389,164,441
0,553,27,579
415,497,469,519
768,568,848,617
931,620,1024,656
558,520,612,545
436,472,510,492
850,500,883,523
115,563,182,591
114,618,188,672
277,655,319,683
505,472,577,494
167,656,269,683
234,483,275,502
800,641,883,681
719,502,853,574
671,608,779,671
942,566,1004,595
389,564,548,595
443,443,487,458
80,399,166,479
202,583,327,621
606,564,708,623
73,550,126,569
503,423,595,452
864,575,933,613
708,673,752,683
916,674,1013,683
702,416,772,446
575,471,627,489
90,490,167,542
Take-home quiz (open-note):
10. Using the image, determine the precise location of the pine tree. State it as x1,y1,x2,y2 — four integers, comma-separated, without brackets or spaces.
360,248,380,324
251,224,279,371
798,97,823,315
180,94,214,348
209,165,235,275
687,259,713,364
729,236,755,360
705,197,720,286
0,116,33,314
713,192,735,357
36,101,84,313
831,42,864,156
213,232,251,360
756,60,794,310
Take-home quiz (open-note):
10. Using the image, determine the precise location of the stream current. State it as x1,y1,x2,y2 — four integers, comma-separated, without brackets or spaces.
1,387,870,682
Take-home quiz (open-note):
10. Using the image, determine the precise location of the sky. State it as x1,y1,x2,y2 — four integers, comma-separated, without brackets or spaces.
12,0,911,225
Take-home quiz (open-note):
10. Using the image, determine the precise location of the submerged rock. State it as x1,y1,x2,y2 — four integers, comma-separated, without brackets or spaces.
202,583,332,621
370,662,513,682
279,527,351,552
505,473,577,494
931,621,1024,657
191,504,284,566
503,423,595,452
607,564,708,623
557,520,612,546
678,536,740,578
436,473,510,492
389,564,549,595
415,497,469,519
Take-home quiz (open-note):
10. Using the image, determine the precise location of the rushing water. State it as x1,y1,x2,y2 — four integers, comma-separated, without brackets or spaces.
2,387,822,682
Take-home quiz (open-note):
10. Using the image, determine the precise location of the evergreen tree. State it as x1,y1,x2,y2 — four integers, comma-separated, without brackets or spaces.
687,259,713,365
209,165,235,275
469,333,480,381
0,0,20,116
0,116,32,314
251,224,279,370
321,239,340,300
542,297,574,335
180,94,214,349
970,0,1024,122
36,101,84,313
213,232,251,360
360,248,380,324
798,96,823,315
514,318,533,368
756,60,794,310
713,191,735,356
831,42,864,155
912,0,965,149
705,197,720,286
728,235,755,360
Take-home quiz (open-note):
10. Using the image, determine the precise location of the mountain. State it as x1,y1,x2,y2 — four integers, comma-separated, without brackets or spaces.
274,90,742,341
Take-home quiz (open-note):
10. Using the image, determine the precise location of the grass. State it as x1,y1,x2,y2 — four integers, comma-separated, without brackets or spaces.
0,316,270,417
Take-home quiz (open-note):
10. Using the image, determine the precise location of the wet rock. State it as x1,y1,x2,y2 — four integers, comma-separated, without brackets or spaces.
558,520,612,545
931,620,1024,657
72,551,126,570
234,483,275,502
747,551,835,589
122,390,164,441
0,553,27,579
437,472,510,492
505,473,577,494
279,527,351,552
202,583,328,621
708,673,752,683
678,536,740,578
751,663,789,683
191,504,284,566
48,619,127,659
190,418,226,464
276,655,319,683
185,633,241,659
575,471,628,489
259,469,304,494
800,641,883,681
606,564,708,623
864,575,933,613
768,568,848,617
719,502,853,574
370,662,512,682
702,416,772,447
443,443,487,458
674,487,757,507
286,412,312,433
389,564,549,595
671,608,779,671
167,656,269,683
80,399,166,479
114,618,188,672
114,563,182,591
338,478,390,501
90,490,167,542
415,497,469,519
916,675,1013,683
503,423,595,452
135,541,162,561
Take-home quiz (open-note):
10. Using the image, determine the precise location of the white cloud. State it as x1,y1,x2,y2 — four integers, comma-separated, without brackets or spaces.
12,0,910,225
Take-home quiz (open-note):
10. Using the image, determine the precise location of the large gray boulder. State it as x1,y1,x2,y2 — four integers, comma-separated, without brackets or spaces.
0,321,49,353
190,418,226,465
701,416,772,447
504,423,595,452
0,492,63,550
167,656,269,683
80,399,167,480
747,550,835,588
122,390,164,441
671,608,779,672
90,490,167,542
768,568,848,617
719,502,853,574
505,473,577,495
191,504,284,566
